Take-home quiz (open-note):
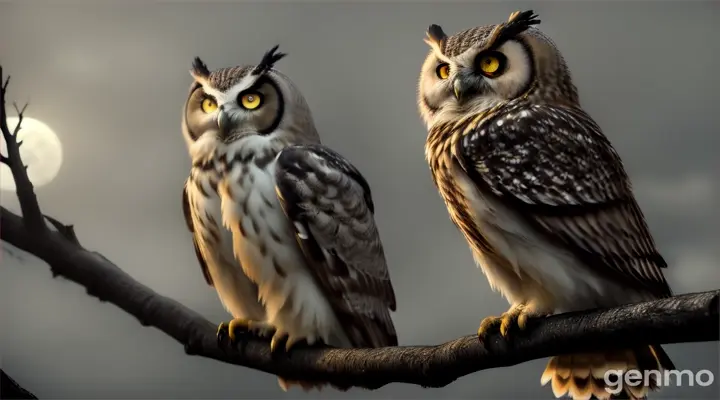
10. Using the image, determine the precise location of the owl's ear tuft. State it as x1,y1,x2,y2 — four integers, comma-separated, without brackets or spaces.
491,10,541,48
424,24,447,54
425,24,447,45
190,57,210,80
427,24,447,43
252,45,287,76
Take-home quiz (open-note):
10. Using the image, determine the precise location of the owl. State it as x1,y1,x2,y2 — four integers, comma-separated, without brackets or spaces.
417,10,674,400
181,46,398,391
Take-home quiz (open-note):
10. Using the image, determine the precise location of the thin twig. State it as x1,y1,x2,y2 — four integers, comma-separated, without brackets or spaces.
11,101,27,137
2,71,10,92
0,65,47,233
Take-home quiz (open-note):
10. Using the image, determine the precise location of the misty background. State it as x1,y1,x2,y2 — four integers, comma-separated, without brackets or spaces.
1,1,718,399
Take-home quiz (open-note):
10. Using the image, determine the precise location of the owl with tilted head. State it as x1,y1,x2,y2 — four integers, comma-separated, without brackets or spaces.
181,46,398,391
417,10,674,400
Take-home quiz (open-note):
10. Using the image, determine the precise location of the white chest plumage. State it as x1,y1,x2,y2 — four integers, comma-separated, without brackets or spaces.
218,157,305,304
187,166,265,320
187,135,344,347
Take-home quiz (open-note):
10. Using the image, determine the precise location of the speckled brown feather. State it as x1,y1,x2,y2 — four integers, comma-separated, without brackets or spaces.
435,10,539,57
426,108,505,258
452,101,672,297
207,66,254,92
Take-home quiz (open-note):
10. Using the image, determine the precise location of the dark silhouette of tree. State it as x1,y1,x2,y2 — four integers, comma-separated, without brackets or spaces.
1,370,37,400
1,66,718,397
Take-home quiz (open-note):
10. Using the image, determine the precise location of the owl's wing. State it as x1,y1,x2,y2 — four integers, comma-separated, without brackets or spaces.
454,103,671,297
274,144,398,347
182,183,214,286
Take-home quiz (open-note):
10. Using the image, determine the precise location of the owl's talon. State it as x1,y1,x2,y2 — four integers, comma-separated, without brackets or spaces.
499,313,516,337
270,333,289,356
477,315,503,342
478,304,530,342
269,333,316,357
517,312,528,330
216,318,276,350
216,322,230,349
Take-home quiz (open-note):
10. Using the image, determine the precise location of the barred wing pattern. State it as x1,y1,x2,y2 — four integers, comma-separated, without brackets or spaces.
274,144,398,347
455,103,671,297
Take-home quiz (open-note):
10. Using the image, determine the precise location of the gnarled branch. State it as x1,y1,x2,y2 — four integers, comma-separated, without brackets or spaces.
1,207,718,389
0,67,46,233
1,64,718,393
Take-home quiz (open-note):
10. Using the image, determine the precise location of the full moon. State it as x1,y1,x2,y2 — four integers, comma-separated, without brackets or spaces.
0,117,63,191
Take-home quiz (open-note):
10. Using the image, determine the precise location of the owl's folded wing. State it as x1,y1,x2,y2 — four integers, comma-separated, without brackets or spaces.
454,103,671,297
274,144,398,347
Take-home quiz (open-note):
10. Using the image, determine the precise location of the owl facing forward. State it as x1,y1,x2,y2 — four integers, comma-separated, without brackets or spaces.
181,46,397,391
418,10,674,400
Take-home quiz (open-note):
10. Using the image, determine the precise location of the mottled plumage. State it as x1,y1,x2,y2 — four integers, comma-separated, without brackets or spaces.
181,46,397,391
418,10,673,400
275,144,397,347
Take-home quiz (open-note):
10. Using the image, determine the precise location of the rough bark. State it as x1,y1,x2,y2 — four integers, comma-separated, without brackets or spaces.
1,65,718,393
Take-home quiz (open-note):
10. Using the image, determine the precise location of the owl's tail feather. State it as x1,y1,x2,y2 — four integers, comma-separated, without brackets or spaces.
541,346,674,400
277,377,350,392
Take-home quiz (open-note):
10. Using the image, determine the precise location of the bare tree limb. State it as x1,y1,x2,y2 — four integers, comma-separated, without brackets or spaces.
0,66,46,233
0,369,38,400
2,206,718,389
1,64,718,392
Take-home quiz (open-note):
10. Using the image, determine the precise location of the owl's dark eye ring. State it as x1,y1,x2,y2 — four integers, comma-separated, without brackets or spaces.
474,51,507,77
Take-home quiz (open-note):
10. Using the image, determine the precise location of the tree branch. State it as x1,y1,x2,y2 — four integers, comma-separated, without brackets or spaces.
2,207,718,390
1,369,38,400
0,66,46,234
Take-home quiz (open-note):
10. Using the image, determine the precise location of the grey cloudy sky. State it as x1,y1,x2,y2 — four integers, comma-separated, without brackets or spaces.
1,1,718,399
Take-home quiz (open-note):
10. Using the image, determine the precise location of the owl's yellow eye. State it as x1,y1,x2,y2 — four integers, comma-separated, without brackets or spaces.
201,97,218,113
240,92,264,110
476,51,507,77
479,56,500,73
435,63,450,80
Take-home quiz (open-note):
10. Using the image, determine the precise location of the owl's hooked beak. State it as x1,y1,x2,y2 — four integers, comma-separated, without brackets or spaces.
452,69,484,104
216,107,256,142
217,107,232,138
453,77,473,104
